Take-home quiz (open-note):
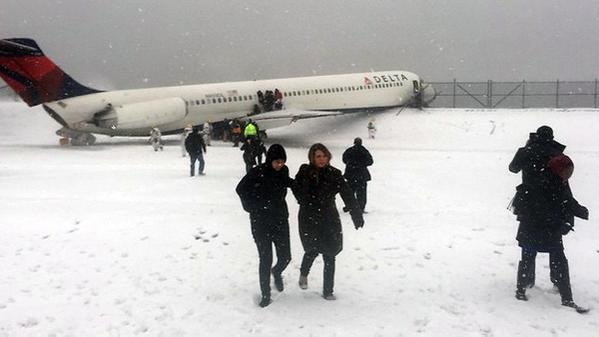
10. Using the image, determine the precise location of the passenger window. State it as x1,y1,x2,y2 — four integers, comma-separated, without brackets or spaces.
201,99,205,104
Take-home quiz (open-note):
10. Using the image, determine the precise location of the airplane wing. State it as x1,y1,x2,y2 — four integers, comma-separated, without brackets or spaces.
242,109,343,130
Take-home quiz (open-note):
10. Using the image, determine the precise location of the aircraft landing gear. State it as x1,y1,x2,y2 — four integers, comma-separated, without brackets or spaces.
56,128,96,146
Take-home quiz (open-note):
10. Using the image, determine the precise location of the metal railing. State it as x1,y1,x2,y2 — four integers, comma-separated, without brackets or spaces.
428,80,599,109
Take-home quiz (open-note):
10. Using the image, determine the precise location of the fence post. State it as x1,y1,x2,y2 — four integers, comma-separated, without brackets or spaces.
556,79,560,108
487,80,493,108
452,78,456,108
522,80,526,108
594,79,597,109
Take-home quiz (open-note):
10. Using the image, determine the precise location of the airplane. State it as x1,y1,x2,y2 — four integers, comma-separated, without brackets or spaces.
0,38,437,145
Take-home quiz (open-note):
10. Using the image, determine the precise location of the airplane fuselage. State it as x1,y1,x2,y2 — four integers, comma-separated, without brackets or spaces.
44,70,423,136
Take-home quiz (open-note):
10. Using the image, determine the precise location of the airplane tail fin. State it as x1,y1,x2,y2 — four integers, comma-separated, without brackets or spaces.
0,38,101,106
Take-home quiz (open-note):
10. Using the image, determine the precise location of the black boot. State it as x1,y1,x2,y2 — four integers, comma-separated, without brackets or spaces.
259,294,271,308
562,299,590,313
551,252,573,305
272,270,284,292
515,288,528,301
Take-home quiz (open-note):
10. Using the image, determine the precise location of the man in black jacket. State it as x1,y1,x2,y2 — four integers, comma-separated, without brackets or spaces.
509,126,589,310
342,137,374,213
185,127,207,176
236,144,293,307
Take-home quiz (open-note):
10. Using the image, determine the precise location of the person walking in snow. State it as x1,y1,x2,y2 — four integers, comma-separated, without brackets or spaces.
367,119,377,139
243,119,258,140
236,144,294,307
149,127,163,151
231,119,242,147
342,137,374,213
509,125,589,311
185,127,207,176
180,124,193,157
203,121,212,146
292,143,364,300
240,137,257,173
254,137,267,165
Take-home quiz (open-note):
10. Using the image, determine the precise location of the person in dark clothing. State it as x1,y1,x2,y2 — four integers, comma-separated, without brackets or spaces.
292,143,364,300
509,126,589,309
185,127,207,176
230,119,242,147
342,137,374,213
240,138,257,173
274,88,283,110
257,90,265,109
254,138,267,165
236,144,294,308
264,90,275,112
251,104,261,116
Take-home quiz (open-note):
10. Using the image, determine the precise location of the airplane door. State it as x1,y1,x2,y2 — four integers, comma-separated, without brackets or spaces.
412,80,420,93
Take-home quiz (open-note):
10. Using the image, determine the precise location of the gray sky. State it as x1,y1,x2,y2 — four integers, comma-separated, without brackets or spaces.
2,0,599,90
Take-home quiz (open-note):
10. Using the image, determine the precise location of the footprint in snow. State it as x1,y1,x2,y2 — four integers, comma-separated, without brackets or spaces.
18,317,39,328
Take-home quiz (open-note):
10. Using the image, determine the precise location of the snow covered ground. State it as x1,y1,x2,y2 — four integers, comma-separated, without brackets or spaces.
1,102,599,336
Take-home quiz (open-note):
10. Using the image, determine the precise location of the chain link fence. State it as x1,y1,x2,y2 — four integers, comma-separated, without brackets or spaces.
428,80,599,109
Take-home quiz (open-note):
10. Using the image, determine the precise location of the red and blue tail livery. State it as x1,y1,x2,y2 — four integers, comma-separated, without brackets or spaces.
0,38,100,106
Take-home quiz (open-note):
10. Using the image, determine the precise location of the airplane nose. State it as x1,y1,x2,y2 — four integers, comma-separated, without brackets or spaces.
420,83,437,106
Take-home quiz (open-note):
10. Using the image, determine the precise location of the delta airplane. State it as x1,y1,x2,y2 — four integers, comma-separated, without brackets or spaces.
0,38,436,145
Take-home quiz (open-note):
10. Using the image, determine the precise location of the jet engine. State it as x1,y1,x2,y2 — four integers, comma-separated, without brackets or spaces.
93,97,186,129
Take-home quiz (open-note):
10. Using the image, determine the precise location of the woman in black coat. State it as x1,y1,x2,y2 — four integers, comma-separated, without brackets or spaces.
510,128,588,309
292,143,364,300
236,144,293,307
